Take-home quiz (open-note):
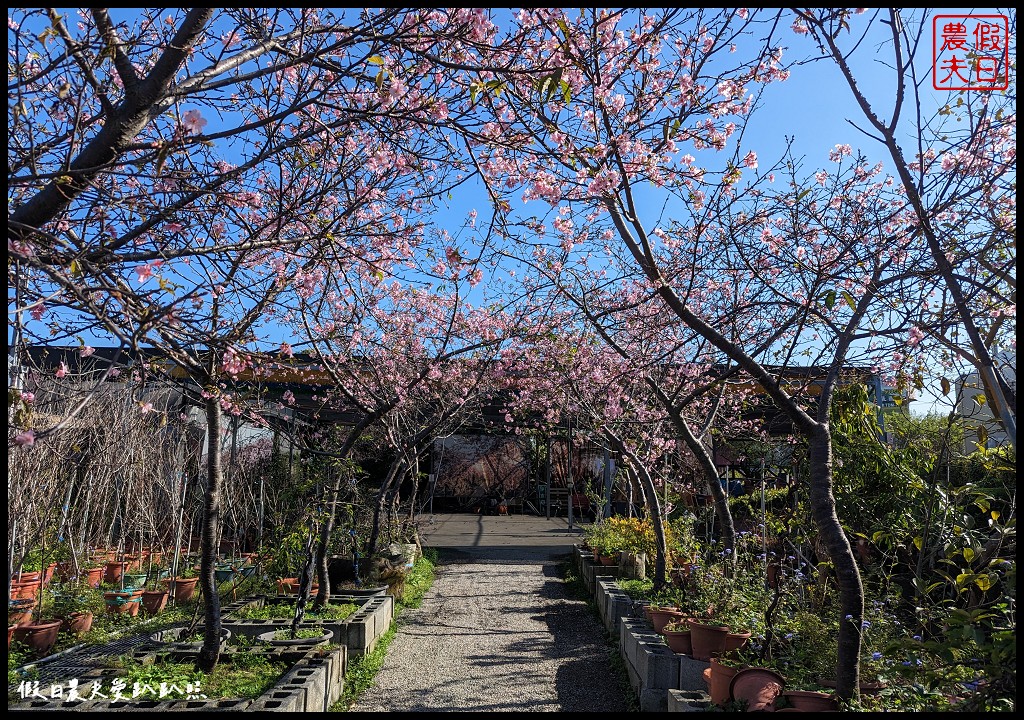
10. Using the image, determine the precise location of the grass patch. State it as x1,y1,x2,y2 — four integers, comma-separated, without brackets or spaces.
235,601,358,622
119,652,287,699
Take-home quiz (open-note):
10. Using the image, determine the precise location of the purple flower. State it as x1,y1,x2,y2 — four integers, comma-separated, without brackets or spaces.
872,652,883,660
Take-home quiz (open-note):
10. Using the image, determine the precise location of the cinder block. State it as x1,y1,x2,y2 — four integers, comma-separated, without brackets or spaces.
639,687,668,713
677,654,711,691
667,689,712,712
636,639,681,689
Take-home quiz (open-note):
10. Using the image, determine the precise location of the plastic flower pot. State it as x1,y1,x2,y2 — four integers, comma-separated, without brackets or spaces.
781,690,839,712
256,626,332,647
9,599,36,627
103,590,142,616
663,626,693,655
214,566,236,583
648,606,687,635
706,657,742,707
164,577,199,602
61,611,94,637
725,629,752,652
84,567,104,588
141,590,169,616
689,618,731,661
12,619,62,658
149,625,232,651
103,560,130,585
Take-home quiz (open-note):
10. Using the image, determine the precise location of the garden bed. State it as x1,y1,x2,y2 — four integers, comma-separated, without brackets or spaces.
9,644,347,712
220,594,393,657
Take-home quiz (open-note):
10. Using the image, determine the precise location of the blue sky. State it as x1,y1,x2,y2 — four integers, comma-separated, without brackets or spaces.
11,8,1012,417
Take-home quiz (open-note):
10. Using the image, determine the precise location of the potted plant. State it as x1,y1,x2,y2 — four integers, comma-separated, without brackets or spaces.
140,578,170,616
50,582,95,636
11,618,62,658
662,618,693,655
164,564,200,602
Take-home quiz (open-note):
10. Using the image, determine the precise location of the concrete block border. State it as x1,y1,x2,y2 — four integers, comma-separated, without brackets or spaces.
219,593,393,656
573,544,711,712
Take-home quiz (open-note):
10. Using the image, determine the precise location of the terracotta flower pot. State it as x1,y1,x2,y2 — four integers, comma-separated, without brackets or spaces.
782,690,839,712
43,563,58,586
597,552,619,566
10,581,42,605
61,611,94,637
648,606,687,634
730,667,786,711
141,590,169,616
84,567,104,588
9,599,36,627
165,577,199,602
706,657,742,707
725,629,752,652
104,560,130,585
689,618,731,661
104,590,142,615
12,571,41,584
663,627,692,655
276,577,299,595
12,619,62,658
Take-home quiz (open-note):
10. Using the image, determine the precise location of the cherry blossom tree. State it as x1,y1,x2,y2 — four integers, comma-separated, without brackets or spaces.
458,7,954,700
794,9,1016,450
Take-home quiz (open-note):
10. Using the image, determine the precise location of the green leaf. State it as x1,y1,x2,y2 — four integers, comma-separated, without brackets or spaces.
797,188,812,201
561,80,571,105
70,259,81,277
941,377,951,395
375,69,385,91
841,290,857,311
367,55,384,65
823,290,836,310
974,575,992,591
913,536,923,551
973,393,987,407
963,547,975,562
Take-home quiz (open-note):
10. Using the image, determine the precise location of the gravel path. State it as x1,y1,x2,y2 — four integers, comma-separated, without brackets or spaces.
350,551,630,712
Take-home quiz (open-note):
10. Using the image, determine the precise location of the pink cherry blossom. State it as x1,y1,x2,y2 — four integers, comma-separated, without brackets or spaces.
181,109,207,134
743,151,758,169
79,345,95,357
55,361,68,378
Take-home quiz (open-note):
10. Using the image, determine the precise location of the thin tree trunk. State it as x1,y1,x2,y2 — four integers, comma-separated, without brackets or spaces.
807,425,863,702
197,396,223,673
366,455,407,560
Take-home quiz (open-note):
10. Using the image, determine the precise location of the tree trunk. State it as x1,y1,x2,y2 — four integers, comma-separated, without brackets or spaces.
621,460,668,590
196,397,223,673
807,424,863,703
366,455,407,560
